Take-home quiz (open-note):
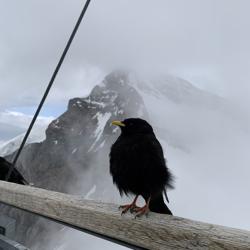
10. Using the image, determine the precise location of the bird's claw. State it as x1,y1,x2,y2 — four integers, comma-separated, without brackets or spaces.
134,205,150,219
119,203,139,215
129,206,141,213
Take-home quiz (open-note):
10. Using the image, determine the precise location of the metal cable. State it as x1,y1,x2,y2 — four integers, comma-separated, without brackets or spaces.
5,0,92,181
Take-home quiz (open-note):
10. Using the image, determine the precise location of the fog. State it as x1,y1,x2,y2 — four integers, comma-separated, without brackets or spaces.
141,83,250,229
1,1,250,109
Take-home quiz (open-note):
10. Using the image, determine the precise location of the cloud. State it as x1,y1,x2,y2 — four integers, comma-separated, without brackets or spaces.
0,111,53,128
0,110,54,141
1,0,250,111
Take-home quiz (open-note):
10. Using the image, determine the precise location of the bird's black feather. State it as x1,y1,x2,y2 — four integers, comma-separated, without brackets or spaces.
0,157,28,185
110,118,173,215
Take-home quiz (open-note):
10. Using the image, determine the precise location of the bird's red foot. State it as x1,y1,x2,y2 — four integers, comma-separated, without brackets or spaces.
119,203,140,215
119,195,139,215
134,204,150,218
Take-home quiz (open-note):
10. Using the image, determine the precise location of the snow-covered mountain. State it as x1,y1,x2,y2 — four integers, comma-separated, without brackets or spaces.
1,71,250,250
0,110,54,157
0,125,48,156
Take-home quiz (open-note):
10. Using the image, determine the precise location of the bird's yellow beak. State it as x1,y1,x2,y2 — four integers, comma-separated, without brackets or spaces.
111,120,125,127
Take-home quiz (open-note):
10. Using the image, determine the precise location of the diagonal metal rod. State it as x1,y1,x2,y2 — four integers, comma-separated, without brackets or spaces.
5,0,92,181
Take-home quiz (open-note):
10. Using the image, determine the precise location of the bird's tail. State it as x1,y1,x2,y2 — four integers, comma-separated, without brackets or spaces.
149,193,172,215
163,189,169,203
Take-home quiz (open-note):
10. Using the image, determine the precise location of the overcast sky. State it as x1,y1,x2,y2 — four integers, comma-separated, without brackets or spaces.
0,0,250,116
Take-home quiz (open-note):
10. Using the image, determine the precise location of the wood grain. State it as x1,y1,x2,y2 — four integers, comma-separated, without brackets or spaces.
0,181,249,250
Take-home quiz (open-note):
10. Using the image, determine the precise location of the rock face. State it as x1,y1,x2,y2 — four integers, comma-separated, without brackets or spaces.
2,71,148,249
24,71,146,192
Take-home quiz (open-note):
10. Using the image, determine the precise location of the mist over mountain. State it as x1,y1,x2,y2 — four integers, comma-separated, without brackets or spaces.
1,71,249,249
0,123,25,141
0,125,49,156
0,110,54,148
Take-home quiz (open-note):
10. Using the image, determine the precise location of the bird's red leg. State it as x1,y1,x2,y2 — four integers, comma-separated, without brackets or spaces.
134,196,151,218
119,195,139,215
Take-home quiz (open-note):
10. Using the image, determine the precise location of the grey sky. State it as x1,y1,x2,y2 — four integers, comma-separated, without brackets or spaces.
0,0,250,111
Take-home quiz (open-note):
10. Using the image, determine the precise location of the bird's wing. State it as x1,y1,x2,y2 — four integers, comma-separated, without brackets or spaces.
138,134,166,164
136,134,174,189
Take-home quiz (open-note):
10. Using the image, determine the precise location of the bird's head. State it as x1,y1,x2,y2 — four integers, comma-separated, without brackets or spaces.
111,118,154,135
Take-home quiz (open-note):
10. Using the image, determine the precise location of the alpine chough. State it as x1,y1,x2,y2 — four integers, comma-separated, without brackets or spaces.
0,157,28,185
110,118,173,217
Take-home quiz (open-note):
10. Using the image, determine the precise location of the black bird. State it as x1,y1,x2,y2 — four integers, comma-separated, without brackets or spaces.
110,118,173,217
0,157,28,185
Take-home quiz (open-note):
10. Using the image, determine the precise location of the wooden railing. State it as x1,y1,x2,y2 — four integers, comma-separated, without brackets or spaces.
0,181,249,250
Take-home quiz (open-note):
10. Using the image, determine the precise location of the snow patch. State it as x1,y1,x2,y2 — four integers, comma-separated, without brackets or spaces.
88,112,111,152
90,100,106,108
94,140,106,152
72,148,78,154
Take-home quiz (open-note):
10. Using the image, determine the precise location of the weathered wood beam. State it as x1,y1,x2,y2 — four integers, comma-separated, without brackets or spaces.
0,181,249,250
